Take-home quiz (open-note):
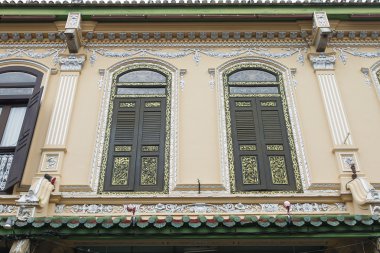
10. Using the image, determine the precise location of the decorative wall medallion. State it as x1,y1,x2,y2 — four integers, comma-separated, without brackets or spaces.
16,206,35,221
339,153,359,173
58,54,86,71
55,202,347,215
42,154,59,171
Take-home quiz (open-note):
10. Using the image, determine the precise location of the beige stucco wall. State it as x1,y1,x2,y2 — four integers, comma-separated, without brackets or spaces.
1,20,380,216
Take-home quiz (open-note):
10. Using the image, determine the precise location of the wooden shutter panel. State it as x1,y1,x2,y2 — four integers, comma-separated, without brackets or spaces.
3,86,43,191
257,97,296,190
104,98,140,191
134,98,166,192
230,98,267,191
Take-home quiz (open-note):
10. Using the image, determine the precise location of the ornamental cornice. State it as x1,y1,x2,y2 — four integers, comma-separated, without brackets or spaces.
0,0,380,6
308,52,336,70
58,54,86,71
0,30,379,43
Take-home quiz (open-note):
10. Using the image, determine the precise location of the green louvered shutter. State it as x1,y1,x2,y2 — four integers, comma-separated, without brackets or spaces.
134,98,166,192
104,98,139,191
105,97,166,192
257,97,296,190
230,98,266,191
230,97,296,191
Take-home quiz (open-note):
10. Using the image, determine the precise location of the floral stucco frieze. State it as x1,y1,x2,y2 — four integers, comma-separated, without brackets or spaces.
55,202,347,215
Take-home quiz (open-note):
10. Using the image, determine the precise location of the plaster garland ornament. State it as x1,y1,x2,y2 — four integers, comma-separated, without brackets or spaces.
88,48,307,65
58,54,86,71
54,202,347,214
333,47,380,65
0,48,64,64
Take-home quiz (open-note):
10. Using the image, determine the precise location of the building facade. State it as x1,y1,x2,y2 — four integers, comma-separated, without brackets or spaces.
0,2,380,252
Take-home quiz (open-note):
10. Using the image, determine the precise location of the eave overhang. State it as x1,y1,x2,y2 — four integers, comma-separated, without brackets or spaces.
1,6,380,22
1,215,379,239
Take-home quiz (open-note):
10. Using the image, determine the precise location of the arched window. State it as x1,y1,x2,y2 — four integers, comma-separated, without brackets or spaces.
0,66,43,192
101,66,170,193
225,66,298,192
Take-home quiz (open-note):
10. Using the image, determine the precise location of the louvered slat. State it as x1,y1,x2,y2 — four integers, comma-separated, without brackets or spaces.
142,111,162,143
235,110,256,142
261,110,282,141
114,111,135,143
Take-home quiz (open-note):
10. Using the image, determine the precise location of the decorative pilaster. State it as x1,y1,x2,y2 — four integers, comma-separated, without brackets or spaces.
309,53,366,204
38,54,86,191
309,53,352,146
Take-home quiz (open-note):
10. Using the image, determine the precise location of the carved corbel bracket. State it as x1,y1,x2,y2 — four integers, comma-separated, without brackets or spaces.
347,178,380,211
15,175,56,220
64,12,82,53
312,12,332,52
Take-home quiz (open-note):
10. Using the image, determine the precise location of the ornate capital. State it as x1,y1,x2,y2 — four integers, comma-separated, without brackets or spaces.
308,53,336,70
58,54,86,72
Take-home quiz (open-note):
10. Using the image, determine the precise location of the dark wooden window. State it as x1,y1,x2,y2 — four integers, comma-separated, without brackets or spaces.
0,67,43,192
228,68,296,191
104,69,167,192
